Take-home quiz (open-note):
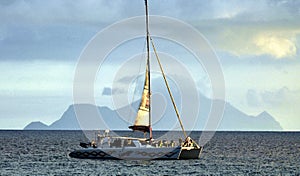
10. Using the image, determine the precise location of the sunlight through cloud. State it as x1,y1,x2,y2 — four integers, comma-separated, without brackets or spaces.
254,34,297,59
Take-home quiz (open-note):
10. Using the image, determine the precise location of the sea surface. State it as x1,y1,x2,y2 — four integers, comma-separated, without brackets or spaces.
0,130,299,175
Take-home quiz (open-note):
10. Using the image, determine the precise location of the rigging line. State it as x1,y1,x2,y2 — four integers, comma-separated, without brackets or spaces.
150,37,187,139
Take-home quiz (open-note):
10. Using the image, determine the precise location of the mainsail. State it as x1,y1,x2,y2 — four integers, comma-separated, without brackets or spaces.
128,66,150,133
129,0,152,138
129,0,191,143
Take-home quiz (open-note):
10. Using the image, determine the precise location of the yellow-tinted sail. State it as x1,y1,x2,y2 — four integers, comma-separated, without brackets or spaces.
129,67,150,133
129,0,152,137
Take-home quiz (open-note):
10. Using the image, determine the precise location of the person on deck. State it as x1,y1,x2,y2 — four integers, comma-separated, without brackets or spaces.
91,140,97,148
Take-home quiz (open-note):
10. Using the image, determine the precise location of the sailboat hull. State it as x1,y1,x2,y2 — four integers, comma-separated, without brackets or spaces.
69,147,181,160
69,146,203,160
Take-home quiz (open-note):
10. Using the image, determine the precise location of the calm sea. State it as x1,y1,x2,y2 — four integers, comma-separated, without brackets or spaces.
0,130,299,175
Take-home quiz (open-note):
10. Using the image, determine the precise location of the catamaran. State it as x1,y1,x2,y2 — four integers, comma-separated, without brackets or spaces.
69,0,202,160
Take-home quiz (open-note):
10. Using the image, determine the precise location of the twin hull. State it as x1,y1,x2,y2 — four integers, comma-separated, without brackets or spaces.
69,146,202,160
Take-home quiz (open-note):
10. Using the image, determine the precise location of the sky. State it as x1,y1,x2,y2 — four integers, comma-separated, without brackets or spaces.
0,0,299,130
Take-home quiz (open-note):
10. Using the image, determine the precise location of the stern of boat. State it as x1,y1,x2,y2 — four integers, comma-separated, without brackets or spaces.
179,146,203,159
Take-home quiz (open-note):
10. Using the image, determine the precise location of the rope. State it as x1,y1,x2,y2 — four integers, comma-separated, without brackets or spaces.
150,37,187,139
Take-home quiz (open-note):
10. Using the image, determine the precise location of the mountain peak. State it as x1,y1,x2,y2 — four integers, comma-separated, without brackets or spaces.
257,111,274,120
258,111,270,116
23,98,283,131
24,121,49,130
253,111,282,130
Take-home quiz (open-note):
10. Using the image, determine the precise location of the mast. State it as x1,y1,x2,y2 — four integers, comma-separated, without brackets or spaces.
129,0,152,138
145,0,152,139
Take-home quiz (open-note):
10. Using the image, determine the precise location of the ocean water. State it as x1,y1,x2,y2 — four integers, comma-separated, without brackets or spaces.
0,130,299,175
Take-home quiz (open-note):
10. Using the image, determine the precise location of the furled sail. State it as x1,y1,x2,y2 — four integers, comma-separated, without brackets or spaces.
129,67,150,133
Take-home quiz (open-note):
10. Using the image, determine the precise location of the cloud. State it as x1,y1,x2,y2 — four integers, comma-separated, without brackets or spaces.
254,34,297,59
0,61,74,96
245,87,300,130
0,0,125,25
202,21,300,60
1,0,300,62
261,87,291,106
190,0,300,60
2,0,299,26
101,87,112,96
246,87,299,107
2,0,300,130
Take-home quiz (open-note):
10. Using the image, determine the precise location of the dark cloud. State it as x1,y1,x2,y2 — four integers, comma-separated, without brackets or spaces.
102,87,112,96
0,0,16,6
1,0,300,62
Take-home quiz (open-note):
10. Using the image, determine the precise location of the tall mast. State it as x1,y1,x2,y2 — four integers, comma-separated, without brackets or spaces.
145,0,152,139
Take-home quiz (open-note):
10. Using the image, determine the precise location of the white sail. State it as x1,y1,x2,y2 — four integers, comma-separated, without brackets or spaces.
129,66,150,133
135,70,150,125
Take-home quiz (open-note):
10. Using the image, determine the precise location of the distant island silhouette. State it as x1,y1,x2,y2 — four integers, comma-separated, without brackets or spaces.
24,95,282,131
